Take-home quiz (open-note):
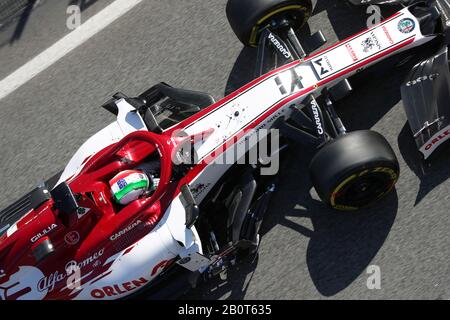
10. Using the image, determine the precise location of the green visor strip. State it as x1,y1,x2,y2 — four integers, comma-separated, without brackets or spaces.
114,180,149,201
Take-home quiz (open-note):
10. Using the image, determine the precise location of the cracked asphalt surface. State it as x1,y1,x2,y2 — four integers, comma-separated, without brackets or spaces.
0,0,449,299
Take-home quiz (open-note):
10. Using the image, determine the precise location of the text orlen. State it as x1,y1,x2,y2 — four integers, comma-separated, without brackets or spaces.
424,129,450,151
90,277,149,298
420,124,450,159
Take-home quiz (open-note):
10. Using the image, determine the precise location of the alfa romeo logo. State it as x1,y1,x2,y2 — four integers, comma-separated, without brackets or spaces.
64,231,80,246
398,18,415,34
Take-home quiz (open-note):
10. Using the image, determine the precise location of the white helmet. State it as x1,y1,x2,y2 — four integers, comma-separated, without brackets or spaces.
109,170,151,205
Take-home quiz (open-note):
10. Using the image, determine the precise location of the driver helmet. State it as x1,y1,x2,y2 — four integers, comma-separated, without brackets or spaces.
109,170,152,205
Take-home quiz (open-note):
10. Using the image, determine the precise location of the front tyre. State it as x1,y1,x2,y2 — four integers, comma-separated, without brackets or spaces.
309,130,400,211
226,0,313,46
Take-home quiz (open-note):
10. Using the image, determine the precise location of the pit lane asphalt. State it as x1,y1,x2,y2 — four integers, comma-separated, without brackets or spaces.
0,0,449,300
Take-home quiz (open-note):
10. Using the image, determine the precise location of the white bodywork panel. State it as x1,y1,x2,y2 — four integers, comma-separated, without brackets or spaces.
184,65,316,160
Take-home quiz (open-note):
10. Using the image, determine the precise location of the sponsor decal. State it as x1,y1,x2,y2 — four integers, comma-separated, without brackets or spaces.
268,33,291,59
191,183,205,194
313,56,332,77
361,32,382,53
261,110,284,129
117,179,127,189
369,31,382,50
31,224,58,243
110,220,143,241
382,25,394,45
90,277,149,298
310,99,324,135
420,125,450,158
290,68,304,92
361,37,376,53
345,43,358,62
274,68,304,96
64,231,80,246
406,73,439,86
76,207,90,219
274,78,288,96
190,183,211,198
398,18,415,34
65,248,105,273
37,248,105,293
37,270,66,293
0,266,47,300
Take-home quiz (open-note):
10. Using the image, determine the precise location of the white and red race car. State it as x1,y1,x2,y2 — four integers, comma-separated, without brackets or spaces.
1,0,449,300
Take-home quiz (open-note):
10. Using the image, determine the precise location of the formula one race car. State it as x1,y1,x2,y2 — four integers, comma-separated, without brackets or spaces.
1,0,449,300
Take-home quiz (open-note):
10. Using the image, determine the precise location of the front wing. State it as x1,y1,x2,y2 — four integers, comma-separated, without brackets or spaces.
401,45,450,159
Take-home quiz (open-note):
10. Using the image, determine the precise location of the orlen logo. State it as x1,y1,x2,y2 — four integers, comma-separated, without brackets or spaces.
420,125,450,159
424,130,450,150
90,277,149,299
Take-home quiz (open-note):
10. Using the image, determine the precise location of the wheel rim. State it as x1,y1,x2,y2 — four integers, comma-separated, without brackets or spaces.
249,5,311,46
330,168,398,210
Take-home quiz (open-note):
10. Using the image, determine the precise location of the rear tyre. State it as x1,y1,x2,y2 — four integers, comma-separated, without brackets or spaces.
309,130,400,211
226,0,313,46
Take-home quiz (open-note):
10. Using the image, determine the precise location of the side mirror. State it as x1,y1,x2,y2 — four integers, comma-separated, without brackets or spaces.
180,184,199,229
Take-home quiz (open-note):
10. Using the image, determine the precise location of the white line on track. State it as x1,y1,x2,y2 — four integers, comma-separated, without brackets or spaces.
0,0,143,101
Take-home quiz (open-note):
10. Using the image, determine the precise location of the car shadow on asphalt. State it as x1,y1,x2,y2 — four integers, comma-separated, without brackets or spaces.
265,151,398,297
314,0,368,40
